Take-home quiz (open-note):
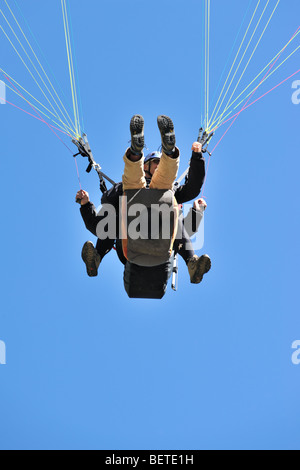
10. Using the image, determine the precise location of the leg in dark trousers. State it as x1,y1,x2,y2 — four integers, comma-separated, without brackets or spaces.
95,238,116,261
174,213,212,284
173,216,194,264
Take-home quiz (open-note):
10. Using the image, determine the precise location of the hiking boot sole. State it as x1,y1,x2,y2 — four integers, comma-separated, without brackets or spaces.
81,241,100,277
130,115,145,155
190,255,212,284
157,115,176,154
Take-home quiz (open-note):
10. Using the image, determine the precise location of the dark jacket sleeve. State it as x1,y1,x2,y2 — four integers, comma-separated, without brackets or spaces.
80,202,102,237
80,183,123,237
175,152,206,204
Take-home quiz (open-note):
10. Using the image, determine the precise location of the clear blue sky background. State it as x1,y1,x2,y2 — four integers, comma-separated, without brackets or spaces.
0,0,300,450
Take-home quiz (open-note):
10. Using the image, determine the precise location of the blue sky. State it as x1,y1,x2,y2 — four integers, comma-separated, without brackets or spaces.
0,0,300,450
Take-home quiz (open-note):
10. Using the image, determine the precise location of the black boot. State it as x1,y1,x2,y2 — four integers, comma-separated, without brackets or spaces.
81,241,101,277
157,115,176,155
129,115,145,156
187,254,211,284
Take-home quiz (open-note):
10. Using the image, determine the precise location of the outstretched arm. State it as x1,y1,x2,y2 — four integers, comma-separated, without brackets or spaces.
174,142,206,204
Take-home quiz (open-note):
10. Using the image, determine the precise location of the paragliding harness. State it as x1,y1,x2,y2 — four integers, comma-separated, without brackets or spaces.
122,188,179,300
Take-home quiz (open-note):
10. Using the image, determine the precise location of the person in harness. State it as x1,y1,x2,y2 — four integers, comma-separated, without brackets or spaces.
77,115,211,295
